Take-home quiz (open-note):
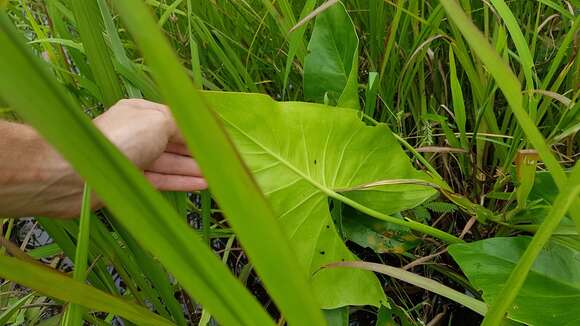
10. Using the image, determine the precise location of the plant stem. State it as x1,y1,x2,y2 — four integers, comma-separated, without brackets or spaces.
325,189,463,244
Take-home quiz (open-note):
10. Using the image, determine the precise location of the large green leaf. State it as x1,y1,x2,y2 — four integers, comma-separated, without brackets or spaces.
200,91,437,308
303,2,359,110
449,237,580,325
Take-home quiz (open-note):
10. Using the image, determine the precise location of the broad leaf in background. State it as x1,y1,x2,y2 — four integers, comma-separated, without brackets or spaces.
201,91,436,308
449,237,580,325
304,1,359,110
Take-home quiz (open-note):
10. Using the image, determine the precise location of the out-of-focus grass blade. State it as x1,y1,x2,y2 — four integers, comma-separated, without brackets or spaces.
537,0,574,20
62,184,92,326
482,162,580,325
0,256,173,326
438,0,580,231
0,13,274,326
111,0,326,324
70,0,123,106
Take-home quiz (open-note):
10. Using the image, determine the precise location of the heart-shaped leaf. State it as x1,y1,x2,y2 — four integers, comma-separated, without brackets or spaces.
304,2,359,110
202,91,437,308
449,237,580,325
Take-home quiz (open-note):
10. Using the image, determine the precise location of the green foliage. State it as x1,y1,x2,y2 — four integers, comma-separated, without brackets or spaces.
0,0,578,324
0,256,173,325
304,2,359,109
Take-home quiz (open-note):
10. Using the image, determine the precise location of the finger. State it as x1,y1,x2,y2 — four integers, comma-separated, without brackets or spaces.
145,172,208,191
165,142,191,156
146,152,203,177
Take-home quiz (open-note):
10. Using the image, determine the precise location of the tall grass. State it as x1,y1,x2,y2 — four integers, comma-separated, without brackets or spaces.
0,0,578,325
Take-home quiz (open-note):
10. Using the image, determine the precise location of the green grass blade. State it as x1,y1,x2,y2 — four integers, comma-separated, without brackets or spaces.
326,261,487,316
70,0,124,106
488,0,535,90
0,256,173,326
283,0,316,98
0,292,34,324
110,1,326,324
62,184,92,326
0,12,275,326
96,0,142,98
482,162,580,325
448,46,469,153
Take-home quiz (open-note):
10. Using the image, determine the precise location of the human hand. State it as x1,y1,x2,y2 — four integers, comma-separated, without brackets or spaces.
0,99,207,218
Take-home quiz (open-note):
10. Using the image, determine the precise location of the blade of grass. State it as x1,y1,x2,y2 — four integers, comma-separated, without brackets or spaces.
0,292,34,324
70,0,124,106
283,0,316,98
62,184,92,326
488,0,534,90
325,261,487,316
0,12,275,326
96,0,141,98
110,1,326,324
482,162,580,325
0,256,173,326
448,45,469,172
186,0,203,88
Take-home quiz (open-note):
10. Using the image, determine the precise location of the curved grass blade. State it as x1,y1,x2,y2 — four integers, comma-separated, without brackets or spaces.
0,13,274,326
0,256,173,326
324,261,487,316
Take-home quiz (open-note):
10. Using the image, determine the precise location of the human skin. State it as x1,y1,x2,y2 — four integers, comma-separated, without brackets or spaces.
0,99,207,218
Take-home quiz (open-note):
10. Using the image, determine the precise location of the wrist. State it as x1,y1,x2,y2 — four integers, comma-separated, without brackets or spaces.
0,121,82,217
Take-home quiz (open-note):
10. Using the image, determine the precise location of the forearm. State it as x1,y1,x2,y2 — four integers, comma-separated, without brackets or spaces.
0,120,81,217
